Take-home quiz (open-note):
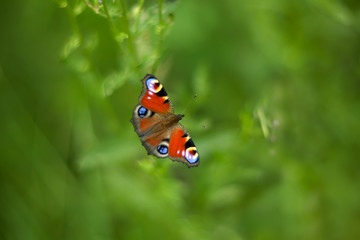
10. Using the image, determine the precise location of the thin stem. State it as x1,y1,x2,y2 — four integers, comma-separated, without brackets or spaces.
135,0,145,36
152,0,164,73
118,0,139,65
158,0,163,25
102,0,124,53
66,1,81,40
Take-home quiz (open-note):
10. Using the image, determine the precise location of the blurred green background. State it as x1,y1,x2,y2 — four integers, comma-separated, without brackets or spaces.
1,0,360,239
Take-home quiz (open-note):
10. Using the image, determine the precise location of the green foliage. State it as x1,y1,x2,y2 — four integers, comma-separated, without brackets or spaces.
1,0,360,239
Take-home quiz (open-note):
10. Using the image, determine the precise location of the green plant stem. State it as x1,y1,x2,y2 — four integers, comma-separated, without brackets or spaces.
152,0,164,73
158,0,163,25
102,0,124,56
118,0,139,66
66,1,81,41
135,0,145,36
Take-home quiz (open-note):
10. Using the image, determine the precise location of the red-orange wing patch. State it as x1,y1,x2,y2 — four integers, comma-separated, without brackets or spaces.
168,125,199,167
139,74,173,114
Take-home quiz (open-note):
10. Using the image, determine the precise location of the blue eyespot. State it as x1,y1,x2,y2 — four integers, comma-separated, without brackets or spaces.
185,148,199,164
146,78,160,93
157,145,168,155
138,106,148,118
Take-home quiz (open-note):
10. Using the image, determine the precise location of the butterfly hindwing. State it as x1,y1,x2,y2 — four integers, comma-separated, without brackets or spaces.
141,130,172,159
131,104,172,158
131,104,162,137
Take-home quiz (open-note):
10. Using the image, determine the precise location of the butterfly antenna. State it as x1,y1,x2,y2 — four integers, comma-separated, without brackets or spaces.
181,94,206,128
182,94,197,115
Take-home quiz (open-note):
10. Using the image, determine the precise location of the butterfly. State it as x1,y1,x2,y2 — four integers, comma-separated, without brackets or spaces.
130,74,200,168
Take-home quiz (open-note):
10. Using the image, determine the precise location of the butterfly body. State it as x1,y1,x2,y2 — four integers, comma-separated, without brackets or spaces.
131,74,199,168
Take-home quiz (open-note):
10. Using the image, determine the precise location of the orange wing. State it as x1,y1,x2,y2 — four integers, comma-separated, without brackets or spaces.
168,125,199,167
138,74,174,114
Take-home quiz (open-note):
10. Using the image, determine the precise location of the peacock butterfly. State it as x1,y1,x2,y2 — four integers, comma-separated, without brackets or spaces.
130,74,200,167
